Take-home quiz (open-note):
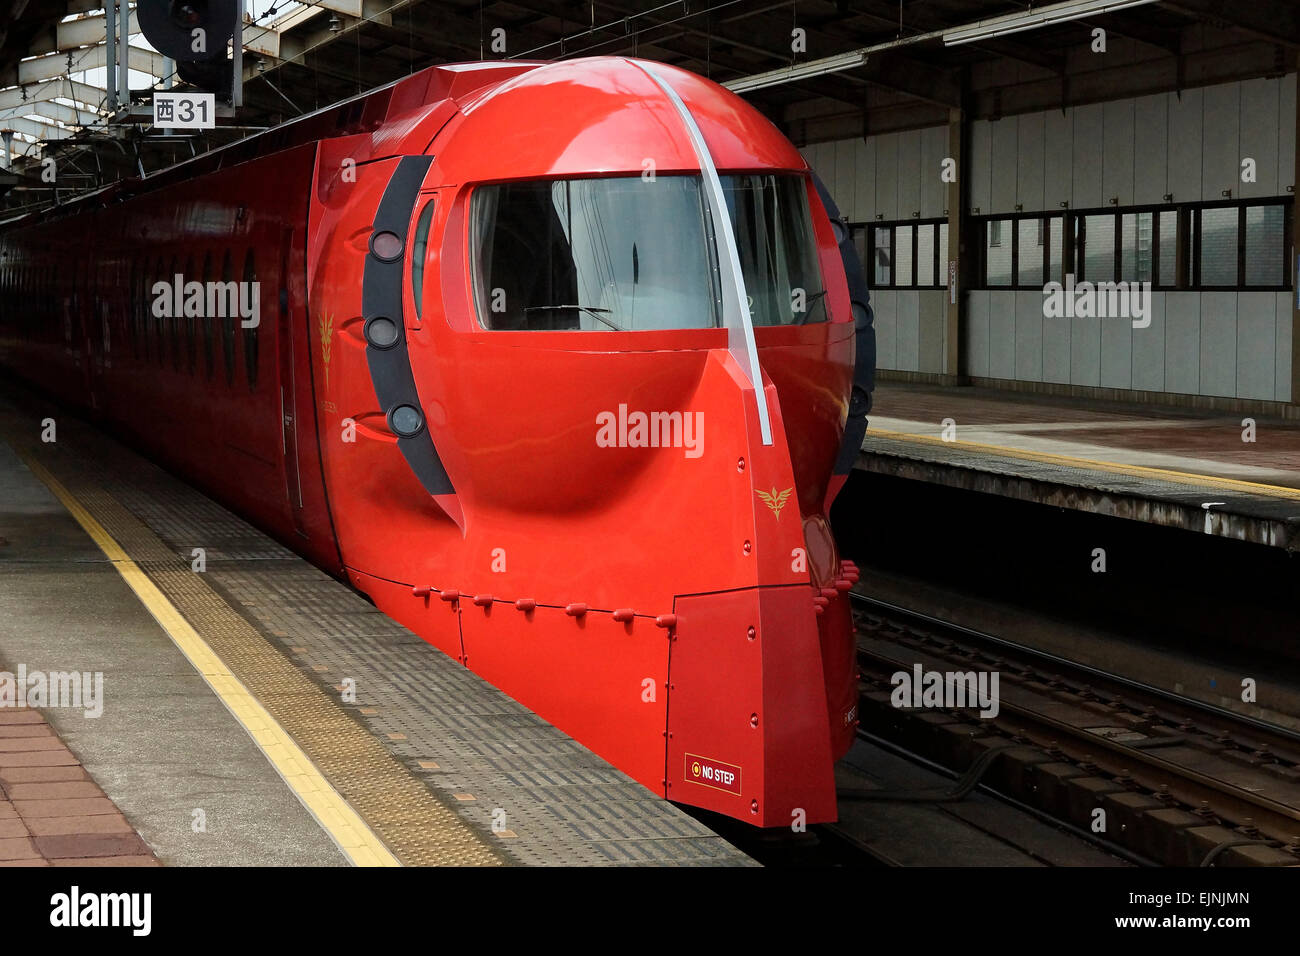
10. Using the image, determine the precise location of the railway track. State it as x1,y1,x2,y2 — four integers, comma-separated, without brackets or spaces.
851,592,1300,867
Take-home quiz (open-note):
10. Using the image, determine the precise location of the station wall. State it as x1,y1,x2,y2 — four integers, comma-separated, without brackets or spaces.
802,73,1298,405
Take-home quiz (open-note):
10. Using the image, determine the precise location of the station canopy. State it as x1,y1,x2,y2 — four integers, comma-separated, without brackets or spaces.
0,0,1296,213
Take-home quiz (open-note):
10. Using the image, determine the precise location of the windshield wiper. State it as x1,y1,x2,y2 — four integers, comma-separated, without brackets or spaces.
791,289,828,325
523,305,622,331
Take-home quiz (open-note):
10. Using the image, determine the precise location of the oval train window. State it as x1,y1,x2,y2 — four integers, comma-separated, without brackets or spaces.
410,197,436,320
221,251,236,385
243,249,258,389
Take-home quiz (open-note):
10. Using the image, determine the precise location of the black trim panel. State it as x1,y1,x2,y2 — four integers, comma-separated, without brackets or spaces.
812,174,876,476
363,155,455,496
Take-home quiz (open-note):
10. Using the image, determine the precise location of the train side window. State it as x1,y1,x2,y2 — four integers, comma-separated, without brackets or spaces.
126,258,136,357
410,197,436,319
159,256,172,369
168,256,182,370
160,257,171,365
242,249,258,389
183,255,197,374
135,259,146,360
150,258,162,363
145,260,154,361
200,251,215,377
221,250,236,385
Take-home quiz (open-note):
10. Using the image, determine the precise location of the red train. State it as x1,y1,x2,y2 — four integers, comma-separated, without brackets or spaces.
0,57,874,828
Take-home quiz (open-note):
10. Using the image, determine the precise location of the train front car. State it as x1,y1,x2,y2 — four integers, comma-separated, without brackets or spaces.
309,57,861,827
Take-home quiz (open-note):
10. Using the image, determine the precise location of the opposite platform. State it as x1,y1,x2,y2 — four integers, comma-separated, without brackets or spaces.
0,390,752,866
859,383,1300,550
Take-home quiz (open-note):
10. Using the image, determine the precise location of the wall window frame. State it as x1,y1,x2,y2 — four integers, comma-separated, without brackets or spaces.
974,198,1293,292
855,217,948,290
974,211,1068,290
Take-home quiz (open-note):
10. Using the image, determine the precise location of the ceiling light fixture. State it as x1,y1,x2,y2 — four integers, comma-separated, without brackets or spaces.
723,50,868,95
942,0,1160,46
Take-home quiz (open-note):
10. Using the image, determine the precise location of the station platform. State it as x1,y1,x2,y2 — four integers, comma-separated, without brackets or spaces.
0,390,752,867
859,383,1300,550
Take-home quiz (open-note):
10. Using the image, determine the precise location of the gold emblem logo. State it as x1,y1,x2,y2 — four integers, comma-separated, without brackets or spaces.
756,486,792,520
319,312,333,389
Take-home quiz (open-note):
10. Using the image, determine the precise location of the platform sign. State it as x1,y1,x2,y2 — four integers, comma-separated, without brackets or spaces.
152,92,216,130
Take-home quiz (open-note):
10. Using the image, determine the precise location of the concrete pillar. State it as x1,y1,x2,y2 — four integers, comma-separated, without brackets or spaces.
945,105,967,380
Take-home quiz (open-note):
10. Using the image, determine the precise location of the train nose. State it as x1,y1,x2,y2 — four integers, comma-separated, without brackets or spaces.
398,336,850,825
666,583,841,826
654,347,841,826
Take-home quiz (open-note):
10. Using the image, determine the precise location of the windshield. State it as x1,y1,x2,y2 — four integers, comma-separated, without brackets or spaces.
470,173,826,331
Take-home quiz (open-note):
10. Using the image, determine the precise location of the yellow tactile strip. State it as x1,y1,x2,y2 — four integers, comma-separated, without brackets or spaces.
867,426,1300,501
9,444,504,867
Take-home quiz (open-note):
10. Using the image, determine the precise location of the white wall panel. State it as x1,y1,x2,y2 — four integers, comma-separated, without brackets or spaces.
1133,94,1168,205
969,120,992,214
1282,74,1296,193
988,291,1017,379
1043,307,1071,383
1277,293,1293,403
1164,292,1200,394
1072,103,1104,209
1236,292,1276,399
1014,291,1043,381
1102,99,1135,206
1043,107,1074,210
895,290,920,371
874,132,899,221
1238,77,1280,198
1070,314,1101,385
990,116,1018,213
917,290,946,373
806,141,829,178
1131,292,1166,392
1199,291,1237,397
967,289,991,378
853,136,876,221
896,129,922,218
1016,111,1045,212
1166,87,1203,204
874,289,898,370
1201,83,1240,202
920,125,948,219
1100,315,1133,389
832,139,857,221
